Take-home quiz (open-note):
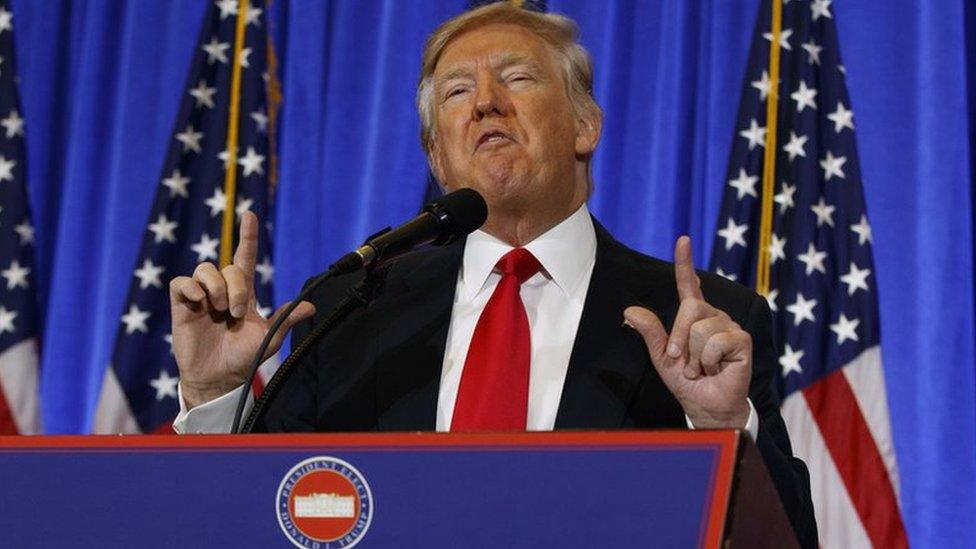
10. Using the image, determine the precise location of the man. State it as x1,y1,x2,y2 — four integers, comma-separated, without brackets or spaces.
170,4,816,545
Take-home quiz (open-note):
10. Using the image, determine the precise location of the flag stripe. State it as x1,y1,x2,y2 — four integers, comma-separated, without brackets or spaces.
782,392,872,548
0,339,40,434
93,366,141,434
841,346,902,501
804,368,908,548
0,380,17,433
151,421,175,434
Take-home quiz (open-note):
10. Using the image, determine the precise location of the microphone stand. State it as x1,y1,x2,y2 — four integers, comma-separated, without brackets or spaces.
238,264,390,433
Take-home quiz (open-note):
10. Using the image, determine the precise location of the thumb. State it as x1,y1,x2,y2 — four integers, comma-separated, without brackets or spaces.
623,306,669,366
264,301,316,359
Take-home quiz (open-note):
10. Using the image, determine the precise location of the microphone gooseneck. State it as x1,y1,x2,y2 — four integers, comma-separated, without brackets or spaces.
230,188,488,433
328,187,487,275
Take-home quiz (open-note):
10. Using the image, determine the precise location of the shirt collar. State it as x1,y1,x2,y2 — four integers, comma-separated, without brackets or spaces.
459,203,596,301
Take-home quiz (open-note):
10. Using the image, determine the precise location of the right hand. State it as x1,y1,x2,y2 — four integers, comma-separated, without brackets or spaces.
169,211,315,409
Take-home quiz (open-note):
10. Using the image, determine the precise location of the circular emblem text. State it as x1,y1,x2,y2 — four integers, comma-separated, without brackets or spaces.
276,456,373,549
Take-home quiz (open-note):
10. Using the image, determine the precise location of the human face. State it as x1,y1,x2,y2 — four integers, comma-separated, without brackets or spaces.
429,24,596,224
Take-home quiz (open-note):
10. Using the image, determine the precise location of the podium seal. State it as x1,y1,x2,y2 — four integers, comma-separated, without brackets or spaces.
276,456,374,548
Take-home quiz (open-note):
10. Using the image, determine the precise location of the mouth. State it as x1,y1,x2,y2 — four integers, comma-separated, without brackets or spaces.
475,129,515,151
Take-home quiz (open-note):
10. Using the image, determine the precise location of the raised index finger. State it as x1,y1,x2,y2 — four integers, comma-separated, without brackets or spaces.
674,235,703,301
233,210,259,289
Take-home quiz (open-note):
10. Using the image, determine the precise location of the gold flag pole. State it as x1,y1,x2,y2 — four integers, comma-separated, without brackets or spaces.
755,0,782,296
219,0,250,268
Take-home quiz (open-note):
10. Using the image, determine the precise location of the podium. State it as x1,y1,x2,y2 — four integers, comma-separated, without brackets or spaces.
0,430,797,548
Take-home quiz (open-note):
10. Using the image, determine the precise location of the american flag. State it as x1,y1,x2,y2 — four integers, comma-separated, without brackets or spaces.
709,0,907,546
94,0,278,434
0,0,40,435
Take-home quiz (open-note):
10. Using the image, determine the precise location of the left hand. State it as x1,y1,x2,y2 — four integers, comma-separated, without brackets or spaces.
624,236,752,429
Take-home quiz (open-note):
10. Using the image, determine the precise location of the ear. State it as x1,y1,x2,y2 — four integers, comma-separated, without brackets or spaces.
427,138,450,191
574,104,603,157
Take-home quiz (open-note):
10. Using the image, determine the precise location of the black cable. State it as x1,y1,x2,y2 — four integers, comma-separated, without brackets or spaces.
240,268,387,433
229,269,335,434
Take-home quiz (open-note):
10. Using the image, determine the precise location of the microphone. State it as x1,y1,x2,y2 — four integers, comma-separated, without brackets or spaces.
230,187,487,433
328,187,488,276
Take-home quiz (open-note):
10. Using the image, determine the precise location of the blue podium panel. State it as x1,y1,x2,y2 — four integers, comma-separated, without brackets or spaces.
0,431,738,548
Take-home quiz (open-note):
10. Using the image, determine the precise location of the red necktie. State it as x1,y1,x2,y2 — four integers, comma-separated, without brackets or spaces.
451,248,542,431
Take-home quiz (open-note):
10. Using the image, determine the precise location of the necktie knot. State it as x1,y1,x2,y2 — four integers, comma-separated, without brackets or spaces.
497,248,542,284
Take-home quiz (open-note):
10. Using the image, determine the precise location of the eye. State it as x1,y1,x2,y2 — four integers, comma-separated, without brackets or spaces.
507,73,533,83
445,86,468,100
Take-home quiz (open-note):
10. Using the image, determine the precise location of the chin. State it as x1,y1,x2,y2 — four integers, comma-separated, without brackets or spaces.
480,155,528,187
473,172,530,205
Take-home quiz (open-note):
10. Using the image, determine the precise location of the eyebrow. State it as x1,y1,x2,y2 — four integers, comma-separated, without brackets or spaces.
435,53,543,86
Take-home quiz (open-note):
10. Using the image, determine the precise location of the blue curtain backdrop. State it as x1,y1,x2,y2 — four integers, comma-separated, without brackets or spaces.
8,1,974,546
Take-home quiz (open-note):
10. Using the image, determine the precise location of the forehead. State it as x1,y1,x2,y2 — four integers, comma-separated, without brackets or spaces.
433,23,555,76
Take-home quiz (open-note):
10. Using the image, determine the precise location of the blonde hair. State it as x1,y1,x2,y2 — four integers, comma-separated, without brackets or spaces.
416,2,601,155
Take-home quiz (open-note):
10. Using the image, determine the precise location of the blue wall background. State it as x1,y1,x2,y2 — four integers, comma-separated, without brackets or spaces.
8,1,974,546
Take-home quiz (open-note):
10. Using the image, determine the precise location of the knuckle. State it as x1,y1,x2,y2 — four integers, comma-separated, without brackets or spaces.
692,298,712,316
209,274,227,290
713,318,734,335
230,288,248,303
701,342,717,362
169,276,187,290
221,264,242,278
193,262,217,277
678,299,701,321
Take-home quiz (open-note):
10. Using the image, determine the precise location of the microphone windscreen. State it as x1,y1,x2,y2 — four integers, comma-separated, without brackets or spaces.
429,187,488,239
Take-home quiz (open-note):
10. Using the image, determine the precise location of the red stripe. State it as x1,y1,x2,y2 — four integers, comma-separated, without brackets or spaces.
251,373,265,396
803,370,908,548
0,380,19,434
151,421,174,435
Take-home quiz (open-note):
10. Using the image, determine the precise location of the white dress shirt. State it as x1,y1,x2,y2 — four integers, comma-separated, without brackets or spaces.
175,203,756,437
436,203,596,431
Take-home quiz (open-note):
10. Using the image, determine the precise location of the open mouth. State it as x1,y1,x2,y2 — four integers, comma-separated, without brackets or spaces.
476,129,514,150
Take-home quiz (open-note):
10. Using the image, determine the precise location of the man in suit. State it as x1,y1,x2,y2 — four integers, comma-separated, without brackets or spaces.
169,3,816,545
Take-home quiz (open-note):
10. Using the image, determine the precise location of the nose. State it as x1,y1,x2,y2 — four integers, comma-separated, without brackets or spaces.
473,79,507,120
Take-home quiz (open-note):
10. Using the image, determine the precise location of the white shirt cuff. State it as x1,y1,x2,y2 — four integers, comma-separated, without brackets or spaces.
684,398,759,441
172,382,251,434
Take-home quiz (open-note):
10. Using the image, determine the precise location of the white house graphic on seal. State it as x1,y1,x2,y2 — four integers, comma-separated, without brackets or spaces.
294,492,355,518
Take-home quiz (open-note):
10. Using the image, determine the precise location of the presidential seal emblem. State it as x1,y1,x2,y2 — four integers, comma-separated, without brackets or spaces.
276,456,374,548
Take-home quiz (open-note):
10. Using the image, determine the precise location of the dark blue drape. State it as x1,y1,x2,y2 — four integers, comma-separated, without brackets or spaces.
10,1,974,546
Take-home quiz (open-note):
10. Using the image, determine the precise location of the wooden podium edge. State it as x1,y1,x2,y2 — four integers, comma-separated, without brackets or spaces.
722,432,800,549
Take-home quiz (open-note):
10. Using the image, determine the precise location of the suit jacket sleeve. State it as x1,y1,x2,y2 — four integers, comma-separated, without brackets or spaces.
250,272,358,433
745,293,818,548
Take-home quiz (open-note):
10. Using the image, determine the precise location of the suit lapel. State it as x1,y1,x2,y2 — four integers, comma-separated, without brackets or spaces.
371,241,463,430
555,221,672,429
363,220,680,431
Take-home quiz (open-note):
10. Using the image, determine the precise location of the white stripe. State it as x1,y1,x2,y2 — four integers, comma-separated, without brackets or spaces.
93,365,141,434
782,392,872,549
257,353,281,385
0,338,41,434
841,345,902,504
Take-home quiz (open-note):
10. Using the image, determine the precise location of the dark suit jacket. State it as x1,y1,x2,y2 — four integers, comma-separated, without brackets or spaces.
256,219,817,547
